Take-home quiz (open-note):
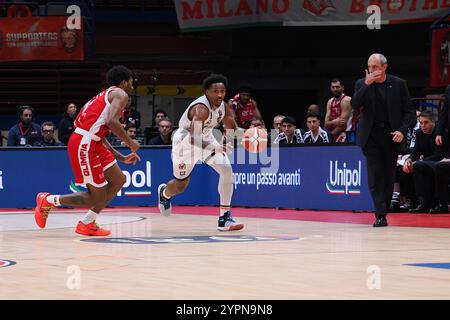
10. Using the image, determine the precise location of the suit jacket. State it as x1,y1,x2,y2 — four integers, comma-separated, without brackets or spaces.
436,85,450,138
351,74,415,148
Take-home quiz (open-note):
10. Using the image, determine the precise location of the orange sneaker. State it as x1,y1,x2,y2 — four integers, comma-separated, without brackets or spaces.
75,221,110,236
34,192,54,228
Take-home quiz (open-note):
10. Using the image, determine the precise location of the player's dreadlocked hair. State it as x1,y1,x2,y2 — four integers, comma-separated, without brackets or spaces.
203,74,228,90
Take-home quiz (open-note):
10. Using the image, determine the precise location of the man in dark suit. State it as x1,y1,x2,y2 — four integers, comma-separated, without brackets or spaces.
351,53,416,227
423,84,450,213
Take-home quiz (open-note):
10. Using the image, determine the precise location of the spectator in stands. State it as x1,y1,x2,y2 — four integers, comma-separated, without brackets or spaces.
324,78,354,143
273,116,304,144
270,114,285,143
273,115,285,134
33,122,63,147
58,102,77,145
149,119,173,146
120,94,141,130
392,111,444,213
308,104,320,114
7,105,42,147
302,104,323,132
303,112,334,144
153,109,167,128
146,109,167,143
228,86,262,129
250,117,265,129
115,123,141,147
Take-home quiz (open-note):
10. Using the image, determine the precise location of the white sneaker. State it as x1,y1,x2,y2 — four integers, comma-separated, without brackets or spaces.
217,211,244,231
158,184,171,216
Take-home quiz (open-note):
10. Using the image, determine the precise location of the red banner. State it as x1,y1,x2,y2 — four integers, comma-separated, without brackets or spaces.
0,16,84,61
430,27,450,88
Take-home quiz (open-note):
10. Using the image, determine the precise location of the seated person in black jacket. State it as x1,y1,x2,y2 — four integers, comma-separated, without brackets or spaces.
33,121,64,146
149,119,173,146
406,110,447,213
58,102,77,145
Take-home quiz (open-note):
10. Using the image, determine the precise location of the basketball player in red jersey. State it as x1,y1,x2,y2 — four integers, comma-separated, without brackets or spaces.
324,78,353,142
34,65,141,236
228,86,263,129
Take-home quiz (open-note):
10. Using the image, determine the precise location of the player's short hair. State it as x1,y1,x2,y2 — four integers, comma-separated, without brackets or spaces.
106,65,133,87
41,121,55,130
154,109,167,117
331,78,343,86
306,112,320,121
125,123,137,131
281,116,297,126
203,74,228,90
159,119,172,127
419,110,434,122
238,85,252,94
369,53,388,65
17,105,34,118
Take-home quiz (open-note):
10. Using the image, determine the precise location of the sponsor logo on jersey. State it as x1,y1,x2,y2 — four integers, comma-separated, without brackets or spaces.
79,143,90,177
326,160,361,195
178,162,187,176
80,235,299,244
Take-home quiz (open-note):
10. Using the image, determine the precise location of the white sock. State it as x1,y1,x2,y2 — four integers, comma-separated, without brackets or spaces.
163,189,171,199
46,195,60,207
81,210,98,224
220,205,231,216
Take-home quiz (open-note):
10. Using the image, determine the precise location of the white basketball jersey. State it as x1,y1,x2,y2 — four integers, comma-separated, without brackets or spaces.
178,95,225,136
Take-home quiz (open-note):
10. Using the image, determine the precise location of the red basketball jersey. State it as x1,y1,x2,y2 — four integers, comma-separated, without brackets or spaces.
74,86,119,139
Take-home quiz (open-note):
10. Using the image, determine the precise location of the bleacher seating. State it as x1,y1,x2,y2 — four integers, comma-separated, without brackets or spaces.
0,62,104,115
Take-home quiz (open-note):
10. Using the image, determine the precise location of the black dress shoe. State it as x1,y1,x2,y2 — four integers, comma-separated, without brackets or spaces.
373,217,388,227
409,204,431,213
429,204,449,214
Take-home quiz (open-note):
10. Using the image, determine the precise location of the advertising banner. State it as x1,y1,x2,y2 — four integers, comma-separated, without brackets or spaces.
0,16,84,61
429,27,450,87
175,0,449,31
0,146,374,211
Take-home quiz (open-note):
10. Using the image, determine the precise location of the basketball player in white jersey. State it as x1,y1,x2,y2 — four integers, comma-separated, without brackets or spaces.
158,74,244,231
34,65,141,236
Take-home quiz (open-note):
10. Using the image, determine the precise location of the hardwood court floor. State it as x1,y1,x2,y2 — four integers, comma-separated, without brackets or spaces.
1,207,450,300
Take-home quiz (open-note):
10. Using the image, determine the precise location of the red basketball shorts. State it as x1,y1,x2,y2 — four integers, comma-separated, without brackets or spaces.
68,130,116,188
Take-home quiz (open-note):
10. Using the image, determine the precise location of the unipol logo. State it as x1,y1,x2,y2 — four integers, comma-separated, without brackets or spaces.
118,161,152,197
326,160,362,195
70,161,152,197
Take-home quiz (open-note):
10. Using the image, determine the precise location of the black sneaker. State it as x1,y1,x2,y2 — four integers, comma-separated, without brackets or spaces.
409,204,431,213
429,203,449,214
373,216,388,227
158,184,171,216
217,211,244,231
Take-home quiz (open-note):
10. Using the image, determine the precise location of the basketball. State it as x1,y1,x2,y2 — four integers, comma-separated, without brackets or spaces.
242,127,268,153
